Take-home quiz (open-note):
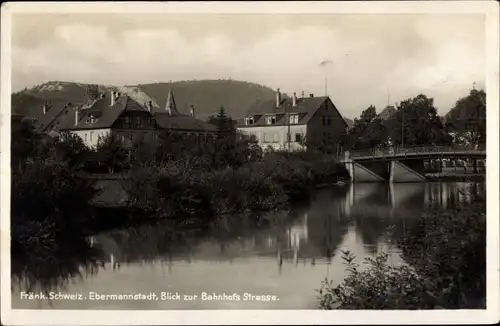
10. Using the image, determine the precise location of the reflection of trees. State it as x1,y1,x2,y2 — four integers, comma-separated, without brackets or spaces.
95,220,197,264
12,237,104,294
353,210,391,254
305,189,351,259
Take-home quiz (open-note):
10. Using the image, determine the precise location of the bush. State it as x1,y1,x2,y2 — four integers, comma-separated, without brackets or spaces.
397,201,486,308
318,250,437,309
125,150,349,219
11,160,99,266
318,200,486,309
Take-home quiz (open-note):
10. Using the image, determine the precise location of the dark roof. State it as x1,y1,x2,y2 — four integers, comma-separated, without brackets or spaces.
23,90,217,134
24,99,74,132
60,95,149,131
240,96,336,127
154,113,217,132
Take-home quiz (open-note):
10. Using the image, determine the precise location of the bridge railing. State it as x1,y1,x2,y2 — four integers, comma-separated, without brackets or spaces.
347,144,486,159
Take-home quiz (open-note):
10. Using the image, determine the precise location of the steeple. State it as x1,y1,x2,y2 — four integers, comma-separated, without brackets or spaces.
165,89,178,116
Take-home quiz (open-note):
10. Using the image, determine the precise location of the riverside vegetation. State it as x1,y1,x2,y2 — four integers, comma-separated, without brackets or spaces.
317,198,486,309
10,115,349,291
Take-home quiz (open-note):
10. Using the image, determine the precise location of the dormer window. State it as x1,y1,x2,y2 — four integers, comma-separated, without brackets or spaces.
246,117,254,125
266,115,276,125
90,115,95,124
288,114,299,124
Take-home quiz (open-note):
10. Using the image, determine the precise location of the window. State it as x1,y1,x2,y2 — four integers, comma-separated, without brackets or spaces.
148,116,153,125
327,117,331,126
90,131,94,141
125,116,131,126
136,116,141,127
295,133,303,143
288,114,299,124
266,116,276,125
246,117,254,125
322,116,326,126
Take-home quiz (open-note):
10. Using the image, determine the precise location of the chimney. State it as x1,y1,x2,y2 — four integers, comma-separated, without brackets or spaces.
110,90,116,106
292,92,297,106
75,109,79,127
190,104,195,118
166,107,172,116
42,103,47,115
100,93,105,99
301,91,305,97
276,88,281,107
309,93,314,98
147,100,153,112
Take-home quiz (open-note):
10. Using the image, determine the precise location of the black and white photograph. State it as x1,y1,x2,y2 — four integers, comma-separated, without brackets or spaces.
1,1,499,325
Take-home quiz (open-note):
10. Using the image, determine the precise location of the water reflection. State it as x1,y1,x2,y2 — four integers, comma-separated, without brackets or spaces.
12,182,485,309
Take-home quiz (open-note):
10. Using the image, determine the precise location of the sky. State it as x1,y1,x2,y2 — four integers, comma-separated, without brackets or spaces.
11,13,485,118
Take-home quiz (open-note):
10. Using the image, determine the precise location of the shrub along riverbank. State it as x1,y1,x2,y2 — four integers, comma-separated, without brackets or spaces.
124,151,350,220
317,198,486,309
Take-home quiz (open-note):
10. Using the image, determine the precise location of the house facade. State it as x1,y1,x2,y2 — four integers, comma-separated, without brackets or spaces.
237,89,349,152
27,88,216,149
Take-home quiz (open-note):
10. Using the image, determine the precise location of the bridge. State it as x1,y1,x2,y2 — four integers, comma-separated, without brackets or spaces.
342,145,486,183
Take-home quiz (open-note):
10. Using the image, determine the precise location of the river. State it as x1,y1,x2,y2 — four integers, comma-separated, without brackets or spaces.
11,181,485,310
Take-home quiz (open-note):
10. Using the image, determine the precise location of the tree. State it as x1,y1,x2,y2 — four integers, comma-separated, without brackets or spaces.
386,95,452,147
208,106,236,140
52,132,90,171
347,106,389,150
11,119,40,172
95,134,130,173
444,88,486,148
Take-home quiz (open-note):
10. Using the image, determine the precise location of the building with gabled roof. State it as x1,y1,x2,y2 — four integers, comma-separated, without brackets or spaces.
24,88,217,148
237,89,349,152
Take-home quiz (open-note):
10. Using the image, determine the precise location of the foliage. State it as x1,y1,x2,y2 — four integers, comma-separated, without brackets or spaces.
348,106,389,150
397,200,486,308
318,250,437,309
94,134,130,173
11,160,99,265
385,95,452,147
51,132,91,171
125,151,349,219
444,88,486,148
317,200,486,309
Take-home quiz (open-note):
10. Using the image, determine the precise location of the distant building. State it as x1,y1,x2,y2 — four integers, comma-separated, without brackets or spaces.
24,89,216,148
237,89,348,152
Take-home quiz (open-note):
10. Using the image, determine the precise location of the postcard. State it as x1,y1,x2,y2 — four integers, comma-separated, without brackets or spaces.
1,1,499,325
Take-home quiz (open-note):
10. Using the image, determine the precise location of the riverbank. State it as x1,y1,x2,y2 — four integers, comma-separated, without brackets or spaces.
317,197,486,309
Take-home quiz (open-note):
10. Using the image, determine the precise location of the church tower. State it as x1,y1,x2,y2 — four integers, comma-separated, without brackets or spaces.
165,89,180,116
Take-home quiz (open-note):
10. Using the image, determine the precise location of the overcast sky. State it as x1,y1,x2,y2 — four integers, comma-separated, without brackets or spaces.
11,13,485,118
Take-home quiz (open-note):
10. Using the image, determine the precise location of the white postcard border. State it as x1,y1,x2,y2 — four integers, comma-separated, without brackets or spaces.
1,1,499,325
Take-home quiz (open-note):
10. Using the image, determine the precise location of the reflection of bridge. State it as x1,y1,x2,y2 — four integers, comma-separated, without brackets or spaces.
343,182,480,217
342,145,486,183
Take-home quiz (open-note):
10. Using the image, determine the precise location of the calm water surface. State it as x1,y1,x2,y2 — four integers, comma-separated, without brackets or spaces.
12,182,485,309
